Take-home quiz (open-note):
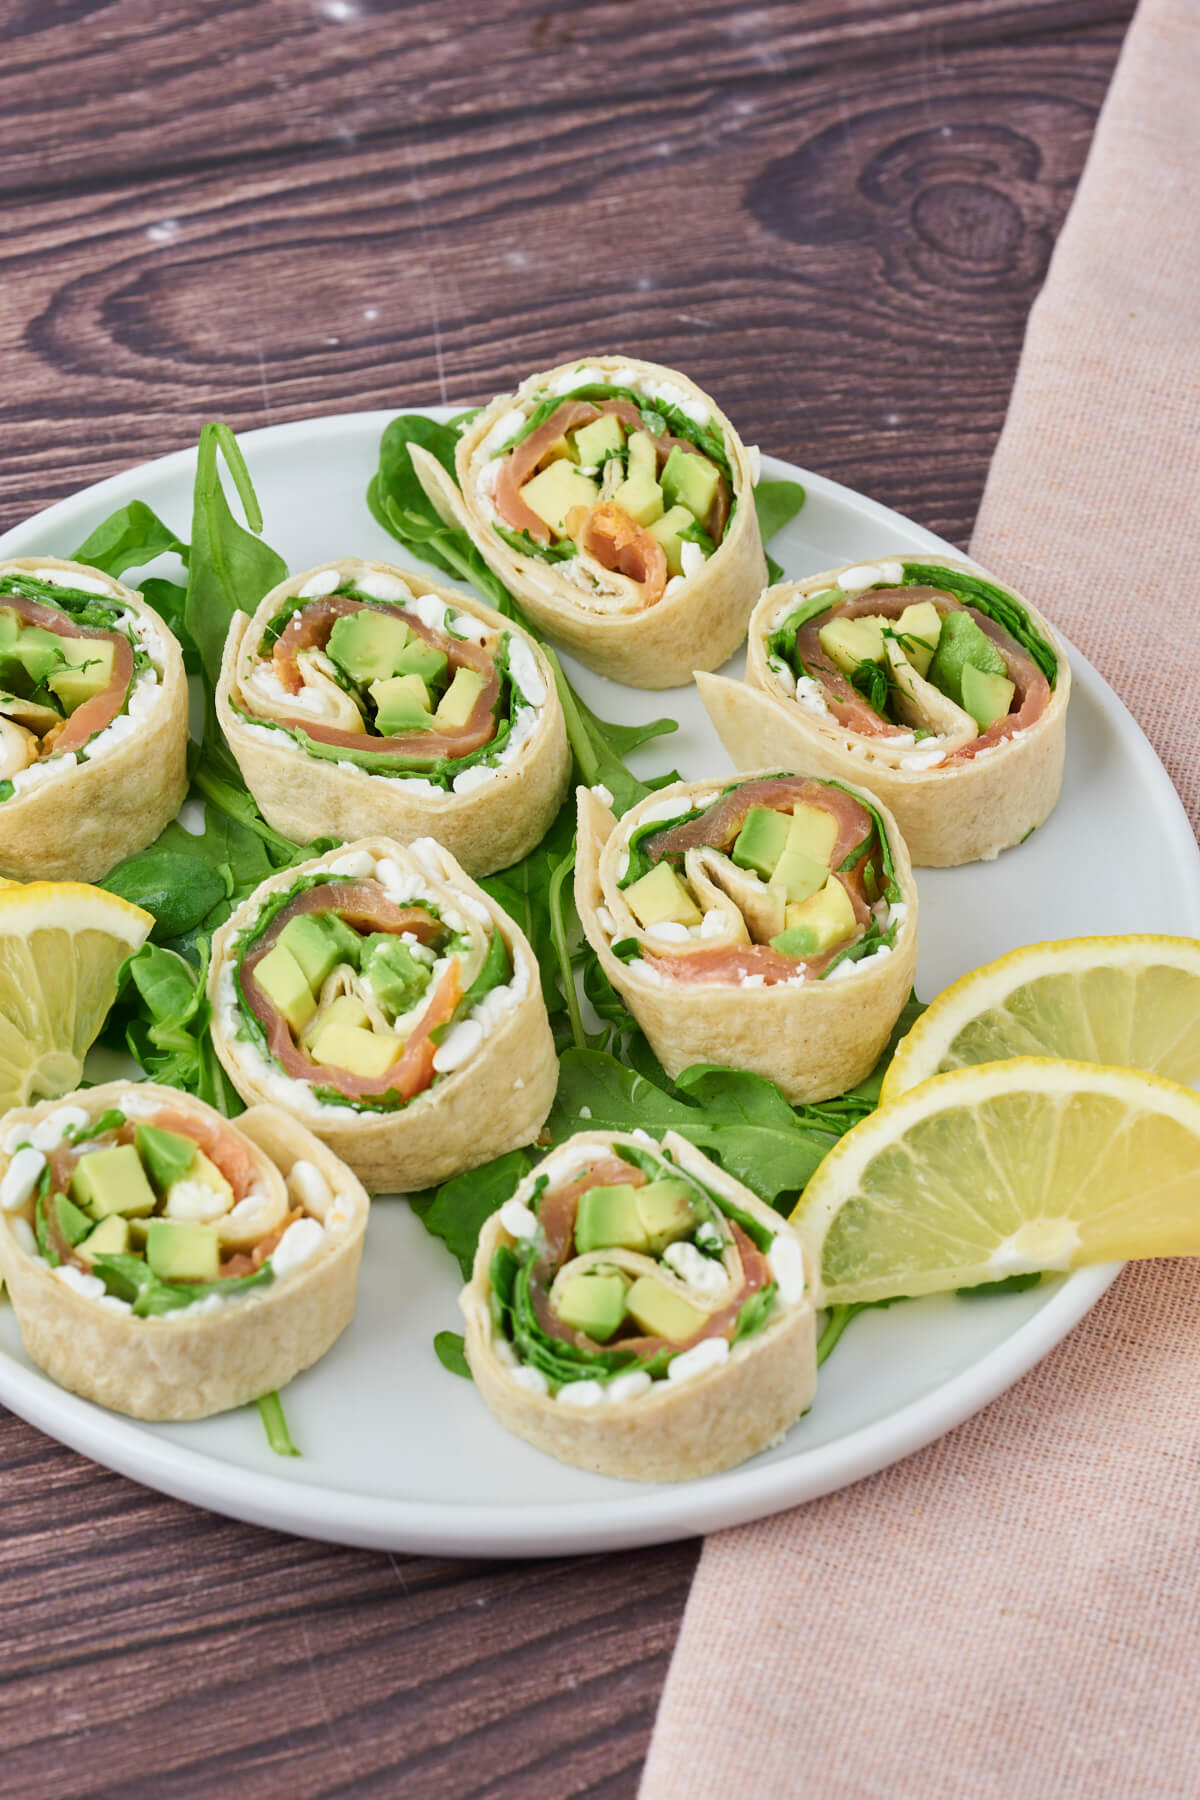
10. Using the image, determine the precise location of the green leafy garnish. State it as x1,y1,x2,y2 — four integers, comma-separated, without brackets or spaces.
433,1332,472,1379
256,1390,301,1456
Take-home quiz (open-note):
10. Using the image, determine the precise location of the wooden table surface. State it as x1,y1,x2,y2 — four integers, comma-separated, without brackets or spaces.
0,3,1134,1793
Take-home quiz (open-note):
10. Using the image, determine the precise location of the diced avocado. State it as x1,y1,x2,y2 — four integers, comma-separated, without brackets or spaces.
47,639,116,714
646,504,694,578
626,431,659,483
391,639,447,685
70,1144,158,1219
661,448,720,524
306,1019,400,1079
12,627,67,687
961,663,1016,729
771,877,859,956
625,1276,708,1341
277,912,361,993
787,803,839,866
927,610,1007,706
302,992,371,1047
54,1192,95,1248
435,666,486,728
76,1213,130,1265
575,1184,649,1254
0,608,19,653
540,433,579,465
370,672,433,735
732,807,791,880
623,862,702,930
818,615,887,676
360,936,429,1017
134,1124,196,1193
327,610,412,684
635,1179,695,1254
520,462,599,536
611,469,664,528
895,601,942,677
253,943,317,1035
768,846,828,905
554,1268,629,1342
145,1219,220,1283
573,414,624,467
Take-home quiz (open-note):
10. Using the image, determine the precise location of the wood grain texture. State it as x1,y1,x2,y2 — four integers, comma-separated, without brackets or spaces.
0,2,1133,1795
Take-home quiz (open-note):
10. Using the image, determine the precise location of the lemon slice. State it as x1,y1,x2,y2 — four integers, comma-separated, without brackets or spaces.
791,1059,1200,1305
0,882,153,1112
883,935,1200,1102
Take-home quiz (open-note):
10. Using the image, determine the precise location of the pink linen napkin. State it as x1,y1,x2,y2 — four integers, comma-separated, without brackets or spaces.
641,1,1200,1794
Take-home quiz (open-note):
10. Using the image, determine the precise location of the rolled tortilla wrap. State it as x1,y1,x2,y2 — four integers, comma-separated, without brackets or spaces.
0,558,188,882
412,353,767,688
0,1080,368,1421
576,771,918,1103
460,1129,816,1482
698,554,1070,867
216,557,570,879
208,836,558,1192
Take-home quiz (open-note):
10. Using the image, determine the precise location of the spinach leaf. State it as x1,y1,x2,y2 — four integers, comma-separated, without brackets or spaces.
102,850,229,942
116,943,243,1116
186,422,287,685
433,1332,472,1379
71,501,184,580
257,1390,301,1456
958,1272,1043,1299
138,577,198,672
753,479,806,555
407,1149,533,1278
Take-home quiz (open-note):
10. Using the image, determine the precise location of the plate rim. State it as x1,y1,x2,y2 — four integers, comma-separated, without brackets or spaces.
0,409,1195,1556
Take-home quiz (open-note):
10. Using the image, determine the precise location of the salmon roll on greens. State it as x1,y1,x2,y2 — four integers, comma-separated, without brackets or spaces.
410,354,767,688
0,1082,368,1420
698,555,1070,866
208,836,557,1193
0,558,188,882
576,772,918,1103
216,557,570,879
461,1130,816,1482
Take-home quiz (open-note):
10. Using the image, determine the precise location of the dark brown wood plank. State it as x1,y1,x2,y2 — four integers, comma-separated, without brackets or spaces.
0,0,1132,196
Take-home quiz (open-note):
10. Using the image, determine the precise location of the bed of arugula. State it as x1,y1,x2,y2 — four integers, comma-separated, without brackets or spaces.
54,411,1030,1425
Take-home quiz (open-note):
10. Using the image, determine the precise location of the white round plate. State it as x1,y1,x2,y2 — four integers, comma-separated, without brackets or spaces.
1,411,1196,1557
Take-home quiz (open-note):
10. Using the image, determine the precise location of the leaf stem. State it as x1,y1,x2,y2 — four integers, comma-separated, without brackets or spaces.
547,849,586,1051
256,1389,300,1456
815,1303,863,1368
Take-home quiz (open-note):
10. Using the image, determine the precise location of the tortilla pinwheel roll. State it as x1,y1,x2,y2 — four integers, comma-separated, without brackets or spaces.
461,1129,815,1482
0,557,188,882
0,1081,368,1421
697,554,1070,867
576,771,918,1103
411,354,767,688
216,557,569,879
208,836,557,1193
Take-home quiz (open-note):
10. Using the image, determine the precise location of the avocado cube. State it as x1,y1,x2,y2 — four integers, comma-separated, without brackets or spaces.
519,462,599,536
435,666,486,729
771,877,859,956
277,912,361,993
12,627,67,687
612,469,665,528
768,846,829,905
818,615,887,676
573,415,624,468
360,936,429,1017
327,610,412,685
731,807,791,880
661,448,720,524
306,1020,400,1079
626,431,659,482
55,1192,95,1248
301,992,371,1048
393,640,448,685
635,1180,695,1254
253,943,317,1035
787,803,839,867
623,863,702,930
927,611,1007,707
0,608,19,653
646,504,694,578
575,1184,650,1254
626,1276,708,1341
895,601,942,677
961,663,1016,729
71,1144,158,1219
76,1213,130,1265
554,1269,629,1342
145,1219,220,1283
134,1124,197,1194
370,672,433,736
47,639,116,714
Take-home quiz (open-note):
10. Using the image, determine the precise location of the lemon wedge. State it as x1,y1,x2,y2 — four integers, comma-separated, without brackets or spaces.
791,1059,1200,1305
0,882,153,1113
883,935,1200,1101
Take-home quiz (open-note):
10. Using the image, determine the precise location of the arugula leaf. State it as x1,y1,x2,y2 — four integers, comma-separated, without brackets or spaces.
407,1149,533,1278
433,1332,472,1379
95,1251,273,1317
257,1390,301,1456
186,422,287,685
116,943,243,1115
71,501,184,580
